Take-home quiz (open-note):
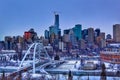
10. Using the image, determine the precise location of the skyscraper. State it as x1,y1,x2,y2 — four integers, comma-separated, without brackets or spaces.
69,29,77,48
64,29,70,34
82,29,88,40
49,25,55,37
49,13,61,38
49,26,55,43
73,24,82,40
88,28,94,44
54,13,59,28
100,32,105,40
95,28,100,37
45,13,61,50
4,36,12,50
113,24,120,42
24,32,31,40
54,13,60,36
44,30,49,39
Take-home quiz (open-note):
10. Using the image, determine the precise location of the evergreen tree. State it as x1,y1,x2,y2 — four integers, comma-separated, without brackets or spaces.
68,70,73,80
2,70,5,80
100,63,106,80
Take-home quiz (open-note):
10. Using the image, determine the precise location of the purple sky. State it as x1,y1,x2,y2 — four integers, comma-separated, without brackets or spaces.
0,0,120,40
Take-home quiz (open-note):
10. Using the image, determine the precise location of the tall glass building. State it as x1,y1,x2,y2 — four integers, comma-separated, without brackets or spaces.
54,13,59,28
73,24,82,40
44,30,49,39
49,25,55,37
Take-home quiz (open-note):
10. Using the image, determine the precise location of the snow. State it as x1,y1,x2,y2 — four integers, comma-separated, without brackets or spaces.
31,73,42,78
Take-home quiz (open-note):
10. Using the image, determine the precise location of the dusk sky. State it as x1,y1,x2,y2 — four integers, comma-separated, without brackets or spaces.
0,0,120,40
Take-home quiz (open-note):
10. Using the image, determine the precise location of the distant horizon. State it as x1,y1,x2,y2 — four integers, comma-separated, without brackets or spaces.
0,0,120,40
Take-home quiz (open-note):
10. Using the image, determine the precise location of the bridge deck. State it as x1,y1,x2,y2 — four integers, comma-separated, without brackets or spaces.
45,68,120,77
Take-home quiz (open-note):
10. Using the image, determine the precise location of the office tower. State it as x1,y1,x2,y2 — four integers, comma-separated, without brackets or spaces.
100,39,106,48
28,28,37,42
80,39,86,49
94,28,101,44
88,28,94,43
96,36,102,46
58,29,61,39
49,25,56,43
82,29,88,40
95,28,100,37
16,36,23,43
52,13,60,36
24,32,32,40
73,24,82,40
4,36,12,50
63,34,70,42
54,13,59,28
24,28,37,43
100,32,105,40
47,13,61,39
44,30,49,39
95,32,105,47
64,29,70,34
113,24,120,42
49,25,55,36
69,29,77,48
49,26,55,44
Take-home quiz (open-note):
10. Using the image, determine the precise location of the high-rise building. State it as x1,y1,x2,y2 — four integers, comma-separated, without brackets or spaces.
95,28,100,37
49,14,61,38
82,29,88,40
113,24,120,42
24,32,32,40
69,29,77,48
100,32,105,40
54,13,59,28
44,30,49,39
4,36,12,50
73,24,82,40
100,39,106,48
16,36,23,43
80,39,86,49
58,29,61,39
64,29,70,34
24,28,37,43
88,28,94,43
53,13,60,36
49,25,55,36
94,28,101,44
63,34,70,42
28,28,37,42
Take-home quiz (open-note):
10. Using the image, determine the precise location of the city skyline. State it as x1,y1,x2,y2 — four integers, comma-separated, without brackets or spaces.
0,0,120,40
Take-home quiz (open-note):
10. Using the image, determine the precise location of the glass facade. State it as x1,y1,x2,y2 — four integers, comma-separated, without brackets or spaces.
73,24,82,40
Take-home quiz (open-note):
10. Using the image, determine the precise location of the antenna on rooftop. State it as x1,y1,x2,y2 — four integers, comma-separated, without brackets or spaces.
53,11,61,15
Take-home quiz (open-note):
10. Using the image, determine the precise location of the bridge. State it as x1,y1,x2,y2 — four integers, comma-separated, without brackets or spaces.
0,42,119,79
5,42,65,79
